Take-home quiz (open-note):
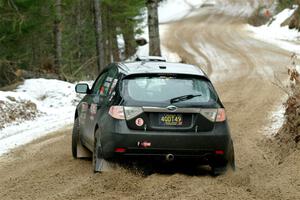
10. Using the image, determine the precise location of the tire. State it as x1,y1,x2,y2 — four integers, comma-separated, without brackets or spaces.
211,142,235,176
210,158,228,176
211,165,227,176
93,129,104,173
72,118,80,159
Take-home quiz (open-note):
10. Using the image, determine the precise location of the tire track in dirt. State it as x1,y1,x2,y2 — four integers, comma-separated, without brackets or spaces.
0,1,299,200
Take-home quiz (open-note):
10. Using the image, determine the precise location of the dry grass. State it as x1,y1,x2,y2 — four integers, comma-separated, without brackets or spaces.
276,53,300,145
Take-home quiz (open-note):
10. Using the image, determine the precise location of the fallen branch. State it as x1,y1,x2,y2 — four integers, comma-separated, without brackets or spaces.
72,56,97,77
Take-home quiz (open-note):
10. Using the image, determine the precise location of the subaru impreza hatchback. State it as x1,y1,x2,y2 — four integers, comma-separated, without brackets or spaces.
72,59,235,175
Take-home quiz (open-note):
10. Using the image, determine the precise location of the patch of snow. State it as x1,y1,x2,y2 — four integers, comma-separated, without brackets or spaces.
0,79,89,156
246,6,300,55
262,97,287,137
217,0,257,17
158,0,207,23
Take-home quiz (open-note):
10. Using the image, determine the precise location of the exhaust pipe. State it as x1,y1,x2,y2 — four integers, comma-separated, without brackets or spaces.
166,154,175,161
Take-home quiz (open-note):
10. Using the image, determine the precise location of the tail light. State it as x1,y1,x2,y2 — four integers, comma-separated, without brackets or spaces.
200,108,226,122
124,107,143,120
108,106,125,119
109,106,143,120
216,108,226,122
200,109,218,122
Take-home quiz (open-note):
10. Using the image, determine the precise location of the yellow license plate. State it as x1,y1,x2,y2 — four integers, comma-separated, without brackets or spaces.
159,114,183,126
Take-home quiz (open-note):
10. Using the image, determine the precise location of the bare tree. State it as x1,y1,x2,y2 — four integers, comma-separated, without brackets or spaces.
93,0,105,74
75,0,83,63
146,0,161,56
53,0,62,73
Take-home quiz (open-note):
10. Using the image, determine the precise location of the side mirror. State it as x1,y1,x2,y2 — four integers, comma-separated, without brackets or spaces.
75,83,90,94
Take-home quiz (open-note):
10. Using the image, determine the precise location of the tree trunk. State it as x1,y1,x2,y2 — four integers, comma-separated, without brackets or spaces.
146,0,161,56
53,0,62,73
121,22,137,59
111,25,120,62
101,4,110,65
93,0,105,74
75,0,83,63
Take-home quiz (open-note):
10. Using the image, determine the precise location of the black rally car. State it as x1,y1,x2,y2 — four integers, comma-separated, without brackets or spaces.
72,58,235,175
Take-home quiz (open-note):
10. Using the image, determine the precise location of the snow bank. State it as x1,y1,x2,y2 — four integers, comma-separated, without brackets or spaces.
246,6,300,54
0,79,82,155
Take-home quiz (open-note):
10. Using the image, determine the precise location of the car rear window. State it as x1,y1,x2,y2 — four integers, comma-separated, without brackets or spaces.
122,75,218,104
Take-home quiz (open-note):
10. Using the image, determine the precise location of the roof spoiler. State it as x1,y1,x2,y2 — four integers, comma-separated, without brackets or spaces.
135,56,166,62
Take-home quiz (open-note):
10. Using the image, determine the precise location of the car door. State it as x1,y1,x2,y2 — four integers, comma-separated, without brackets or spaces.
86,66,119,145
83,71,109,145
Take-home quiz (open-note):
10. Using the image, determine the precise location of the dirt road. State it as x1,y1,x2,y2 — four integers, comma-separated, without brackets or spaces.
0,1,299,200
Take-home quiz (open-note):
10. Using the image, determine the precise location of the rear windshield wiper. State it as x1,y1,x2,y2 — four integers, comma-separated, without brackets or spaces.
170,94,202,104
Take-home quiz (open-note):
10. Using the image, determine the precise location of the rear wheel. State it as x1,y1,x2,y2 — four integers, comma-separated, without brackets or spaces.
93,129,104,173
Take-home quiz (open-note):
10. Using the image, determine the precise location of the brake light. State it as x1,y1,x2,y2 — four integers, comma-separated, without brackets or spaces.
215,150,224,155
216,108,226,122
115,148,126,153
108,106,125,119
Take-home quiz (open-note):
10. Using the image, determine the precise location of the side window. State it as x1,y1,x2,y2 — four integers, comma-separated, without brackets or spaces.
105,67,118,97
91,72,108,95
91,67,118,97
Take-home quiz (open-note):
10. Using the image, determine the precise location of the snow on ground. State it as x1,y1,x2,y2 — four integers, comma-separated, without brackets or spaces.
0,79,84,156
158,0,208,23
246,5,300,55
261,97,287,137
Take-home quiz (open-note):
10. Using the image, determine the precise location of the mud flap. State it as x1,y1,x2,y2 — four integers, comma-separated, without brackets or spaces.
93,134,104,173
77,142,92,158
94,156,104,173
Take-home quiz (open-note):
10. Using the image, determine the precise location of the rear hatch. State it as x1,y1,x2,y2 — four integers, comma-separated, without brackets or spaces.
120,74,224,132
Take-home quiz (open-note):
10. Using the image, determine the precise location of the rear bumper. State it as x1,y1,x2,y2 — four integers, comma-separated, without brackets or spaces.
100,120,232,163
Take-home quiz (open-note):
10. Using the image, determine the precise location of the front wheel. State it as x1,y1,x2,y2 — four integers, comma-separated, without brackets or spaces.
93,129,104,173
